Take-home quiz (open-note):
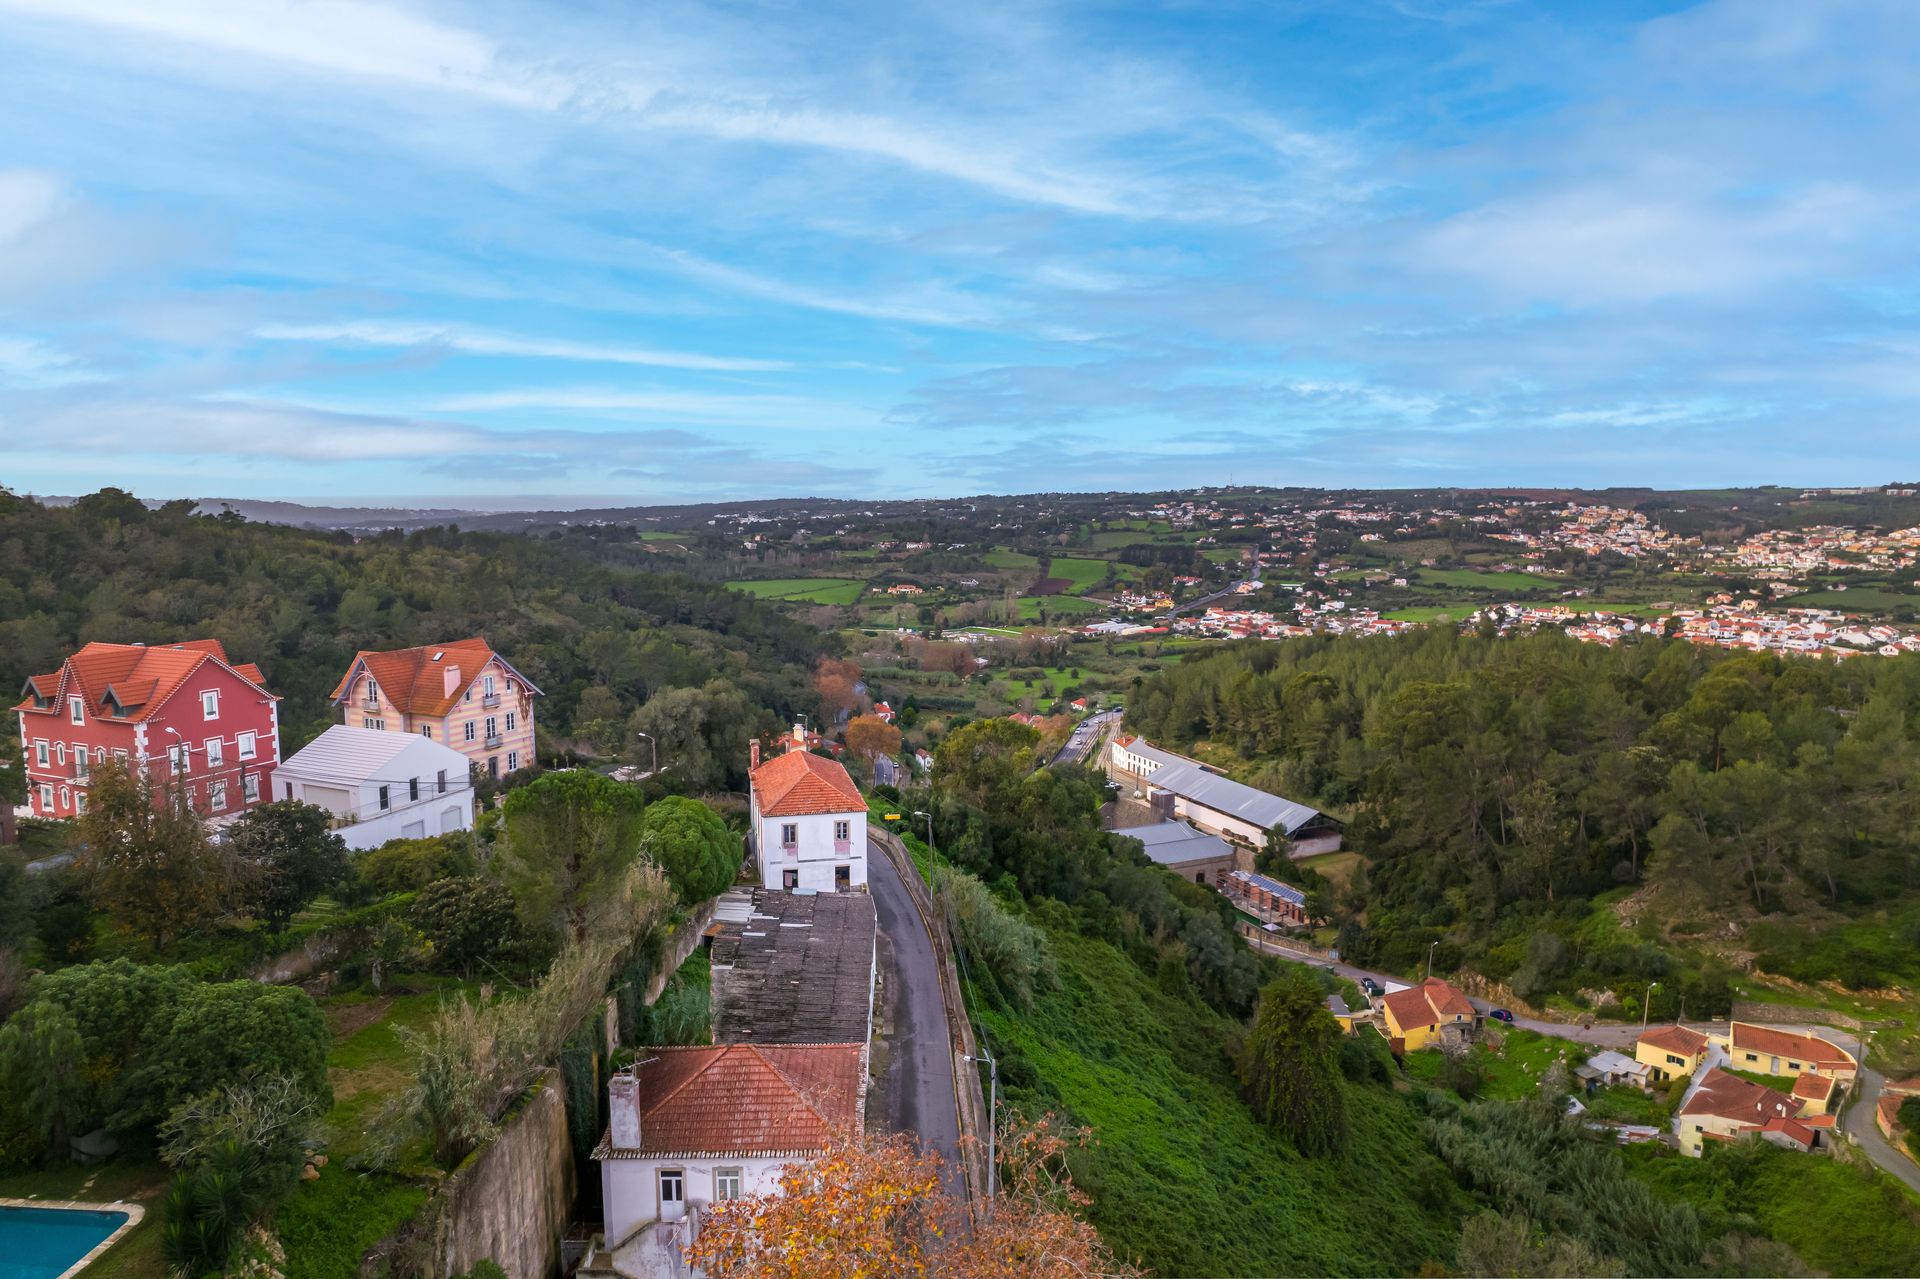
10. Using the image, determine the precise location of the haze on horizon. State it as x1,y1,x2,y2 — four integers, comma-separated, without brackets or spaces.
3,0,1918,503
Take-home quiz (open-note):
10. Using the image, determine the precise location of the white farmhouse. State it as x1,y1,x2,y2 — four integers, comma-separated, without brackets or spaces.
747,730,867,893
589,1043,866,1274
274,724,474,850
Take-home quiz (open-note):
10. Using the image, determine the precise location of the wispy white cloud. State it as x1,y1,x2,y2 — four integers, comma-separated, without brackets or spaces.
255,319,792,372
433,385,873,428
0,334,105,388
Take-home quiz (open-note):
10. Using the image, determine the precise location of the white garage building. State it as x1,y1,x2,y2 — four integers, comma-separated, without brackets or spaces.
275,724,475,850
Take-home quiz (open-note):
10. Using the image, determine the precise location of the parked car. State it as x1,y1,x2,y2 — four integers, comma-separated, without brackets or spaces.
1488,1008,1515,1023
1360,977,1382,996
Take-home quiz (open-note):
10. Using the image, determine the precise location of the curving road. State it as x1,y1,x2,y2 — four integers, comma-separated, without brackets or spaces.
866,834,965,1196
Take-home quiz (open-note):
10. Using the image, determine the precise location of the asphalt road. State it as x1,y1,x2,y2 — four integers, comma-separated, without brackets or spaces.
866,833,965,1195
1052,709,1122,767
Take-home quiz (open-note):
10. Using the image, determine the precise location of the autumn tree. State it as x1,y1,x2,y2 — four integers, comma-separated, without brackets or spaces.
1237,968,1348,1156
843,714,902,764
687,1116,1137,1279
78,759,232,952
497,769,645,941
814,656,862,722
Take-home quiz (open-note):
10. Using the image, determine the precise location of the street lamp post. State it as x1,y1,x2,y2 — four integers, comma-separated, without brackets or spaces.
911,809,936,881
962,1050,998,1214
634,731,657,777
1427,940,1438,981
1643,981,1659,1031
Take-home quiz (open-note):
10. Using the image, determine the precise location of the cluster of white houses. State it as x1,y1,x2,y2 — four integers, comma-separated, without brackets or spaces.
583,729,876,1277
14,636,539,848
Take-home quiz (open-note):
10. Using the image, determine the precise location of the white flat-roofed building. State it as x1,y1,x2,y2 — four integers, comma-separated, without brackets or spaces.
275,724,475,850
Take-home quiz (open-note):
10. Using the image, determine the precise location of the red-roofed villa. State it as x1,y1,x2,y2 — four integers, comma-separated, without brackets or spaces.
748,725,868,893
329,637,541,779
15,639,281,822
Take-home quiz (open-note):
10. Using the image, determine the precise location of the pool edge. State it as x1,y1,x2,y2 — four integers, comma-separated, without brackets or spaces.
0,1197,148,1278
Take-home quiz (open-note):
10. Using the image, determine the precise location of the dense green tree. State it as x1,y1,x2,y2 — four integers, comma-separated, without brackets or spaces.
409,877,521,976
1236,970,1348,1156
637,796,740,904
355,832,475,894
76,759,232,951
226,800,349,931
497,769,646,940
0,1000,90,1155
135,982,332,1121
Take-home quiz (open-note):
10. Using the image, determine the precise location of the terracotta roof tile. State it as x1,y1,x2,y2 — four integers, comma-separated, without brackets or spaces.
751,749,864,817
12,640,274,722
1639,1025,1709,1057
329,637,541,717
1728,1022,1855,1069
1681,1068,1802,1125
1792,1072,1836,1102
595,1043,864,1159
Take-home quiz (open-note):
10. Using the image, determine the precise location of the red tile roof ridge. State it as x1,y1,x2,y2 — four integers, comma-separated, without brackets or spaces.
751,749,863,816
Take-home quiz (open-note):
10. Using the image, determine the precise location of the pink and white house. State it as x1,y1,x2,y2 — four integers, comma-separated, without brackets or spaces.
329,637,542,779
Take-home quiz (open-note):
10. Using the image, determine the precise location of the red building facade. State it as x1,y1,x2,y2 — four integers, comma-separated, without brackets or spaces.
14,639,282,822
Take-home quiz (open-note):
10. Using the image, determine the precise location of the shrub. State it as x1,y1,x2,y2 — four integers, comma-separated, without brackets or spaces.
933,867,1056,1009
163,1138,271,1275
134,981,333,1126
409,877,522,977
228,801,350,931
356,833,475,895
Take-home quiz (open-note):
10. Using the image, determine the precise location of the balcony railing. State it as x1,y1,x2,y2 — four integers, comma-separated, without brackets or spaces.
833,839,852,854
482,693,501,708
484,733,504,748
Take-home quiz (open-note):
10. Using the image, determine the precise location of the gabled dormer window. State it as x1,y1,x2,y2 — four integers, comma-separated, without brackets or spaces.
68,696,84,724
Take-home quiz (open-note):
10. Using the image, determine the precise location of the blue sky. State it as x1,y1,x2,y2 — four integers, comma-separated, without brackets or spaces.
1,0,1917,503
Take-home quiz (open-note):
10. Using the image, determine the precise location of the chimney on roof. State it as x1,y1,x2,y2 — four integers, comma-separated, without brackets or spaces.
790,722,806,752
443,664,462,698
608,1070,641,1151
750,738,761,770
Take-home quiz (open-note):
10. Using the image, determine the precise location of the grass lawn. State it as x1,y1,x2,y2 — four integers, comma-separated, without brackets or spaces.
1014,595,1108,622
1201,548,1243,564
998,668,1084,702
1725,1068,1796,1093
0,1160,170,1279
1089,530,1151,550
1414,568,1560,591
1296,851,1361,891
635,530,685,541
983,549,1039,571
1582,1083,1674,1126
725,577,866,604
1047,557,1111,594
1790,587,1918,613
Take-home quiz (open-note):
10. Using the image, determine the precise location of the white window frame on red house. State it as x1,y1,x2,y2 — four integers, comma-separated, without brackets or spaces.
170,743,190,773
58,785,70,810
202,689,220,719
242,772,260,803
34,740,48,768
68,695,84,724
73,747,88,781
38,783,52,811
237,730,257,760
209,779,228,811
75,791,87,815
205,737,225,768
54,742,65,766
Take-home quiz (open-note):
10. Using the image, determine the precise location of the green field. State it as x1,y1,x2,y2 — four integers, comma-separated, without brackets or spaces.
1414,568,1560,591
725,577,866,604
1384,606,1466,623
977,928,1462,1276
1047,557,1112,593
1090,530,1152,550
984,549,1040,570
1202,548,1243,564
1791,587,1918,613
636,530,686,541
1015,594,1109,621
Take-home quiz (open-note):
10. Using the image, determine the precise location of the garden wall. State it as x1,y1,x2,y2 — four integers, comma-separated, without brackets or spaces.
432,1068,576,1279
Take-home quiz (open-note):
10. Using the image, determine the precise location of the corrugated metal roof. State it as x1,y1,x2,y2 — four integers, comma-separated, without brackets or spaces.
1112,819,1234,868
1149,759,1323,834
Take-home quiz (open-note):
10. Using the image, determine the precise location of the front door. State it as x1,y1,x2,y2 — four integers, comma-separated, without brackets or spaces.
835,864,851,891
783,868,799,890
659,1168,685,1221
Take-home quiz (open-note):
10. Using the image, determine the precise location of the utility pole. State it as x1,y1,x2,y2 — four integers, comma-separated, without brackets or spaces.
963,1050,998,1214
912,809,936,884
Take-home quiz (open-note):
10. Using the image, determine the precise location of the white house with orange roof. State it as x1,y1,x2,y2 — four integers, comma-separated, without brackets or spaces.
329,637,541,780
747,727,867,894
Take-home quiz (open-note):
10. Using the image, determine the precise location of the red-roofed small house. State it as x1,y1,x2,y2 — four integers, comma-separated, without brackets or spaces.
1377,978,1478,1051
1678,1067,1838,1156
593,1042,866,1268
328,637,541,780
1713,1021,1858,1084
749,727,868,894
1635,1024,1711,1084
14,639,281,822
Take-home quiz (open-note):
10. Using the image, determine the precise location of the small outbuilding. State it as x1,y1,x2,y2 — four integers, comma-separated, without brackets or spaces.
274,724,475,850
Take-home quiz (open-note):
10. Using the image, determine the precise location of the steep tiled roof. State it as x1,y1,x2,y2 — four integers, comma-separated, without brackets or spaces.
329,637,541,717
13,639,275,721
1381,978,1473,1032
1792,1072,1836,1103
594,1043,864,1159
1682,1068,1802,1125
751,749,864,817
1728,1022,1855,1069
1639,1025,1710,1057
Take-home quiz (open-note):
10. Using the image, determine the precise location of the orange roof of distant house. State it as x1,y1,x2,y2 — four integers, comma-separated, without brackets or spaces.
1792,1072,1836,1103
329,637,541,717
1639,1025,1710,1057
594,1043,864,1159
752,749,865,817
1381,978,1474,1032
1728,1022,1856,1070
14,639,275,721
1681,1068,1804,1126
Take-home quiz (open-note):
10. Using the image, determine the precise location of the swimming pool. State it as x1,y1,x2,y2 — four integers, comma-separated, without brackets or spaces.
0,1204,132,1279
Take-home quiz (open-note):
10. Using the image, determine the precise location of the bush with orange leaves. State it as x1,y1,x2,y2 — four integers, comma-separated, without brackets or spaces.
685,1113,1139,1279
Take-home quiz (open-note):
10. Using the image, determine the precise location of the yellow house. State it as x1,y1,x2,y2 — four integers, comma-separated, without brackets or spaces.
1379,978,1475,1051
1635,1024,1710,1085
1714,1021,1858,1084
